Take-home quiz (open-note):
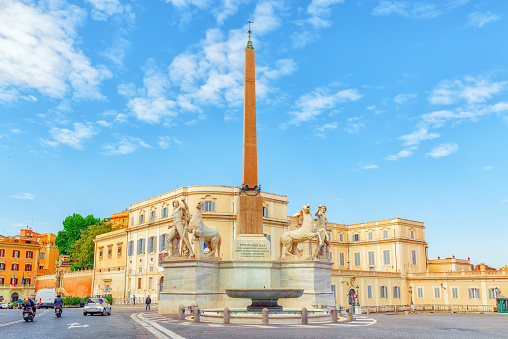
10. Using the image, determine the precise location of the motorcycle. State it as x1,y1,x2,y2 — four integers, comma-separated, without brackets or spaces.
22,304,35,322
55,305,62,317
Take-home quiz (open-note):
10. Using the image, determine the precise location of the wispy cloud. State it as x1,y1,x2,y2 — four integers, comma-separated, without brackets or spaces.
286,86,361,126
0,0,112,102
360,163,378,169
372,1,442,19
394,93,417,105
344,117,365,134
158,136,182,149
41,123,98,150
100,28,132,67
11,193,34,200
102,136,152,155
468,11,500,28
85,0,134,21
314,122,337,138
385,146,417,160
429,76,507,105
483,166,492,170
426,143,458,158
499,199,508,203
400,128,440,146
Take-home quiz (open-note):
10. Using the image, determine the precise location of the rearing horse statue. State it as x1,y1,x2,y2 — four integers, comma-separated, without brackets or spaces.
280,204,322,258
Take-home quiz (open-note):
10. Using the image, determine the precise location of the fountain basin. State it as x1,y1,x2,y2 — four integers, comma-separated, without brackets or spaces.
226,288,304,312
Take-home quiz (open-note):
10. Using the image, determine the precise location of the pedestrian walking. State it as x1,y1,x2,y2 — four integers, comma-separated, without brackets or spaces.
146,295,151,311
133,295,136,305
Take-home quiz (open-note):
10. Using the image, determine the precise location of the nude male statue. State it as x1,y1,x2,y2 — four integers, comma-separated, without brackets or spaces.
172,198,194,257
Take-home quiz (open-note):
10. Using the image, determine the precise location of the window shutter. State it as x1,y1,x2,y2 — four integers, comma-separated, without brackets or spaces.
153,236,157,252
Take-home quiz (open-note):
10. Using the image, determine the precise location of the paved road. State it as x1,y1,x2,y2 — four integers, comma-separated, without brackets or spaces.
1,307,507,338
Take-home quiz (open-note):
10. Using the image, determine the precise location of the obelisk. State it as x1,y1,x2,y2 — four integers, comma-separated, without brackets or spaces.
234,20,270,260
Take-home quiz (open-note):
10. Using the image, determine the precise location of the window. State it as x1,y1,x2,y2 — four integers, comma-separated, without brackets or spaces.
150,265,154,272
393,286,400,298
0,277,3,284
108,246,112,257
368,232,373,241
12,263,19,271
26,251,33,259
354,252,361,267
149,277,153,289
0,263,5,270
263,206,269,218
40,252,45,260
150,211,155,222
0,249,4,257
383,230,388,239
159,234,168,251
11,278,18,285
339,234,343,242
123,219,126,225
367,285,373,299
25,264,32,271
161,207,168,219
410,230,415,239
138,278,142,289
131,217,134,225
203,201,215,212
383,250,391,265
417,287,424,299
138,266,143,273
139,214,145,224
339,253,345,267
99,248,103,258
117,244,122,255
451,287,459,299
412,250,417,266
434,287,441,299
128,268,132,274
128,241,134,256
24,277,31,285
39,265,44,270
488,288,499,300
137,239,145,254
380,286,388,299
114,220,117,225
13,250,20,258
353,234,360,242
368,251,375,266
147,236,157,253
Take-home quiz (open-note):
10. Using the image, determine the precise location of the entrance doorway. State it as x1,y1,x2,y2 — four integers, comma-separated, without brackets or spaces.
11,292,19,302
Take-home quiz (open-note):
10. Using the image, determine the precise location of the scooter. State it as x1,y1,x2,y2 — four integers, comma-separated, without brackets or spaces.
55,305,62,317
22,304,35,322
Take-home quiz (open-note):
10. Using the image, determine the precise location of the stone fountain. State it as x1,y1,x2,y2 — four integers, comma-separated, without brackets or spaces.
226,288,304,312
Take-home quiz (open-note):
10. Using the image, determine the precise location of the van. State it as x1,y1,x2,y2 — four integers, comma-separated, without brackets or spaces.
35,288,55,309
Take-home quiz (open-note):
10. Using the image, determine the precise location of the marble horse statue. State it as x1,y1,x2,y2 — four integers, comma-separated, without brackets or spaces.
188,200,221,258
280,204,322,258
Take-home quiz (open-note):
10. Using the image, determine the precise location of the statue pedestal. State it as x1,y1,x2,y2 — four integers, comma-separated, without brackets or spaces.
233,234,270,260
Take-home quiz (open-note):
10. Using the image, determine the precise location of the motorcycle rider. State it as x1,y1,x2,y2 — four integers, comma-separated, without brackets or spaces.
54,294,63,314
23,296,36,315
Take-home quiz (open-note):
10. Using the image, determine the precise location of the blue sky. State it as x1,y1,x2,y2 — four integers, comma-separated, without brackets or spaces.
1,0,507,268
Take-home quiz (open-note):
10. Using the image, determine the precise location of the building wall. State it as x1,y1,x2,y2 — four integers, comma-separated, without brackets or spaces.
36,270,93,298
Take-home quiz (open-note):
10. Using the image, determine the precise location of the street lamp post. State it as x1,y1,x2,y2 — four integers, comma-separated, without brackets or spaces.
409,286,414,312
356,285,360,307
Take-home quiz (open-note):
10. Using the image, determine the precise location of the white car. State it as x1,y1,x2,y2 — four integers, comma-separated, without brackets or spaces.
1,302,13,309
83,298,111,316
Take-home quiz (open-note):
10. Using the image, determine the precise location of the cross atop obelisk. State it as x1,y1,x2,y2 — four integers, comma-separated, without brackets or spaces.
237,19,263,235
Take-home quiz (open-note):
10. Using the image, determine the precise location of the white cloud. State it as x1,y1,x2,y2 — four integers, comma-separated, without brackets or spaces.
385,146,417,160
468,11,500,28
360,164,378,169
483,166,492,170
372,1,442,19
11,193,34,200
102,136,151,155
400,128,440,146
287,87,362,125
158,136,182,149
10,129,21,134
394,93,417,105
426,143,458,158
86,0,134,21
429,77,508,105
101,28,132,67
345,117,365,134
215,0,252,25
315,122,337,138
41,122,98,150
499,199,508,203
0,0,112,102
96,120,112,128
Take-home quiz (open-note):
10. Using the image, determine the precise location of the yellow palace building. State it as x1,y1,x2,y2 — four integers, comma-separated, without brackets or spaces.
92,185,507,311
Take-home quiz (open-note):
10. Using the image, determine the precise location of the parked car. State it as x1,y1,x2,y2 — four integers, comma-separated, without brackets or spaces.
83,298,111,316
1,302,13,309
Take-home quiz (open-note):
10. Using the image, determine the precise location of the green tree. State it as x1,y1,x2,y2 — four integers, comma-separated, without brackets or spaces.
70,220,112,269
55,214,101,255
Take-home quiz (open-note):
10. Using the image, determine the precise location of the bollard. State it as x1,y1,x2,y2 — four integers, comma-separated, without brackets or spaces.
262,308,269,325
366,308,370,315
194,306,200,322
301,307,308,325
178,305,185,320
223,307,230,324
190,303,196,314
346,305,353,322
331,308,338,323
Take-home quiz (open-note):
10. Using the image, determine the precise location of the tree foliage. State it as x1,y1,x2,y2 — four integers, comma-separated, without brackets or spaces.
70,220,112,269
55,214,101,255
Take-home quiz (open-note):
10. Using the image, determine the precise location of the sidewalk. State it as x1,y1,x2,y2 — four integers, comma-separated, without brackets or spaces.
113,303,159,311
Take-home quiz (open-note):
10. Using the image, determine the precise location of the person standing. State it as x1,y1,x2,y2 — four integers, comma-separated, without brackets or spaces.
145,295,151,311
133,295,136,305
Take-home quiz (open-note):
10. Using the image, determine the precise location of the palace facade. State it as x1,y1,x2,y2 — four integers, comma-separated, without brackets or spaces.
91,185,507,310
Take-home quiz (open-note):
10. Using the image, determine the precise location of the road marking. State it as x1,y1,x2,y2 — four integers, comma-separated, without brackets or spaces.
0,309,49,328
67,322,90,329
132,313,187,339
131,313,169,339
